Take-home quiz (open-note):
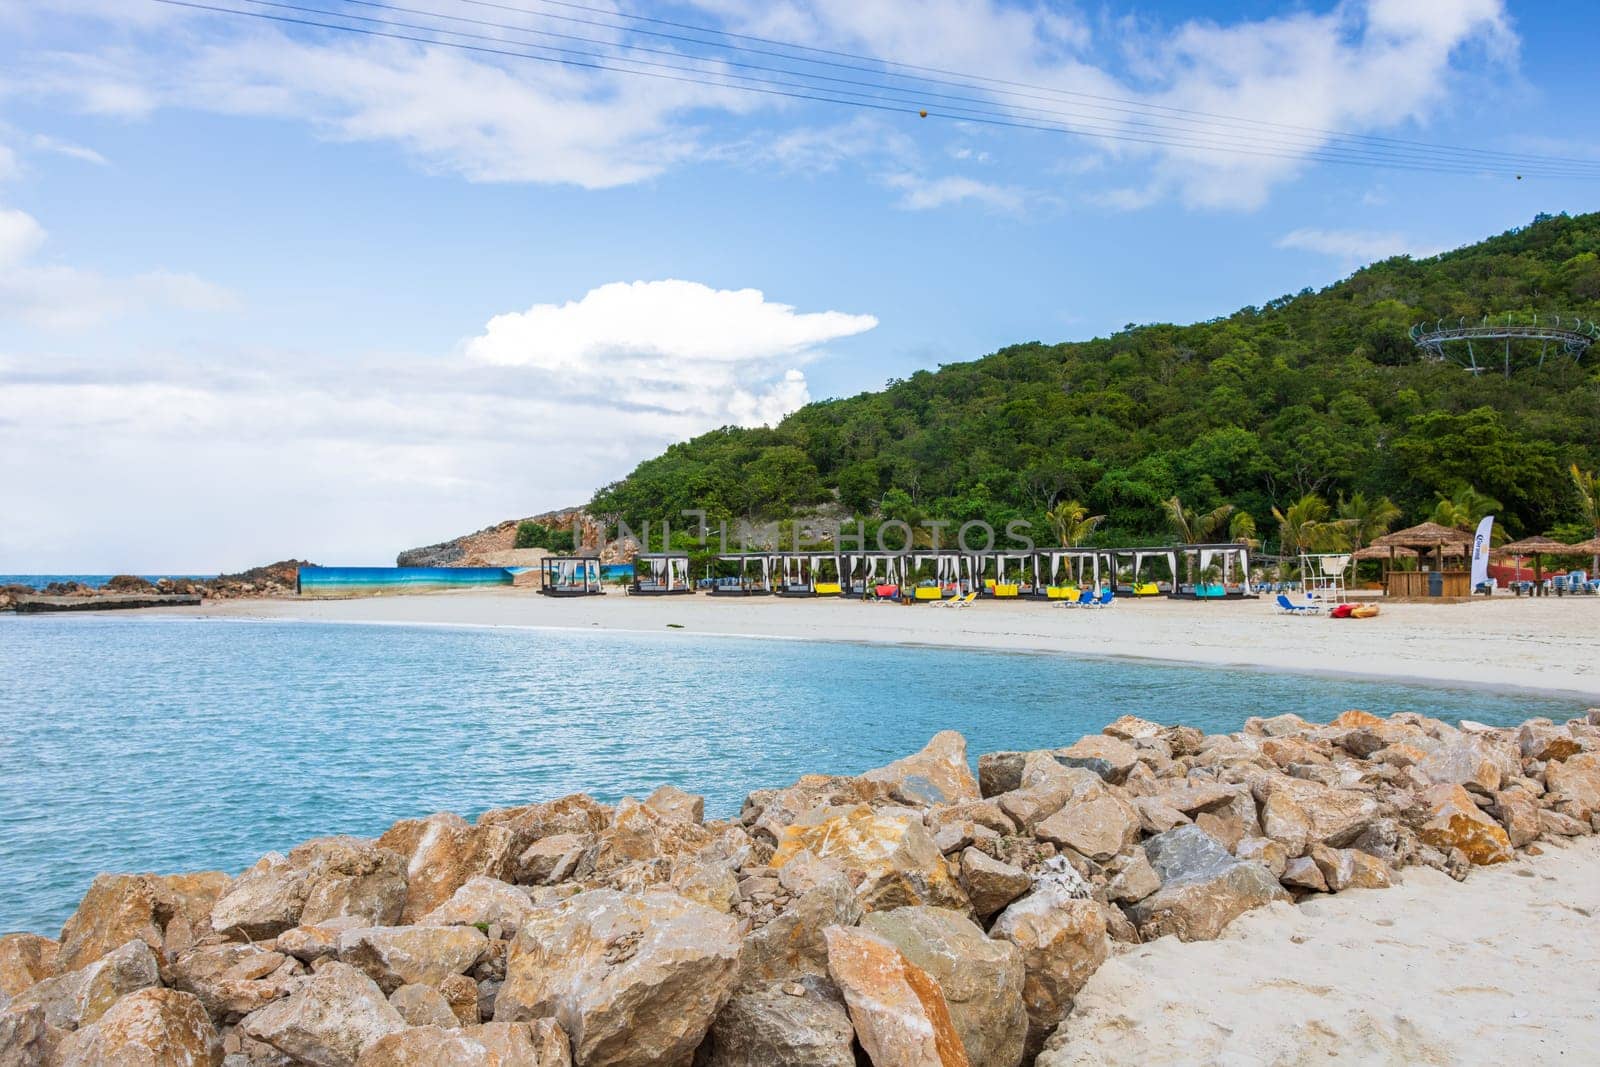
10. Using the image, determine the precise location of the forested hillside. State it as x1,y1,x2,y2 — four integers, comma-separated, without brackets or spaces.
591,212,1600,549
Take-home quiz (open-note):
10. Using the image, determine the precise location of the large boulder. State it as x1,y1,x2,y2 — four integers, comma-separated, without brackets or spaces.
477,793,612,854
8,938,160,1030
769,805,969,913
495,888,741,1067
387,984,459,1029
1054,736,1138,784
336,926,488,994
1518,721,1584,762
585,798,721,877
643,784,705,825
1125,825,1290,942
55,875,183,972
54,988,222,1067
353,1020,570,1066
860,732,982,806
822,925,968,1067
377,815,517,924
956,849,1031,920
418,876,539,930
864,906,1027,1067
989,879,1108,1057
1545,752,1600,822
736,873,862,986
0,1004,62,1066
1306,845,1393,892
1415,737,1507,793
211,838,406,939
1253,777,1378,855
0,933,57,997
704,975,855,1067
1033,789,1140,862
167,943,294,1018
238,960,406,1066
1413,785,1514,865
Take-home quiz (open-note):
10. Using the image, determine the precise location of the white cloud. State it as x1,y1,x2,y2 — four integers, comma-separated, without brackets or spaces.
30,133,107,165
0,205,237,330
0,280,876,570
882,173,1024,212
1277,227,1447,263
466,278,876,430
0,0,1519,210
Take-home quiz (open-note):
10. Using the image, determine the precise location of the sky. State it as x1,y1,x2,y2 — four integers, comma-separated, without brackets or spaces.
2,0,1598,572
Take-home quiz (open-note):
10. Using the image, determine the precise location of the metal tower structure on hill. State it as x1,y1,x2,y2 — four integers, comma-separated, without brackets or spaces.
1410,313,1597,376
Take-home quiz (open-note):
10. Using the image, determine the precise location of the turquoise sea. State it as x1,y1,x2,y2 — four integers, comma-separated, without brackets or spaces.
0,615,1583,935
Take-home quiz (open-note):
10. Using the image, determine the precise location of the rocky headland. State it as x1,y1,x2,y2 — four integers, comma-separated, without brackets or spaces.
396,509,609,568
0,562,312,613
2,707,1597,1066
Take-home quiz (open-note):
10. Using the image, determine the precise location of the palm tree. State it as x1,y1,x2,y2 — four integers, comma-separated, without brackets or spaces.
1164,496,1235,544
1573,464,1600,536
1272,493,1346,558
1430,484,1502,531
1336,492,1402,550
1229,511,1259,549
1046,499,1105,548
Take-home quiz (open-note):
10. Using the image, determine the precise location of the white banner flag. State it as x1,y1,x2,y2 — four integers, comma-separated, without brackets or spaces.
1471,515,1495,590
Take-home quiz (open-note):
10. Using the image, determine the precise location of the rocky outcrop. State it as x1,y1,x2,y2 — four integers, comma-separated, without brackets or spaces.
7,709,1593,1067
396,509,598,568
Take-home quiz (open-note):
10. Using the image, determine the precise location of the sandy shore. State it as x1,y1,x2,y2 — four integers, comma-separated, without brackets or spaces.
154,590,1600,698
1046,834,1600,1066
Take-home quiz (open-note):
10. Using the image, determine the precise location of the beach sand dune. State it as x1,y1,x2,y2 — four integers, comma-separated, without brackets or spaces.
1042,836,1600,1066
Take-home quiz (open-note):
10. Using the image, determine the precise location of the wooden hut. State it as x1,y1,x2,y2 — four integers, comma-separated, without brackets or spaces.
1369,522,1473,597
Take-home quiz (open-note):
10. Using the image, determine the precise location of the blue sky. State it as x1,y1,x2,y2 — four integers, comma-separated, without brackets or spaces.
3,0,1598,571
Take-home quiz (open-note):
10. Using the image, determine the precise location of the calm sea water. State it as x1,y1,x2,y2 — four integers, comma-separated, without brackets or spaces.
0,615,1581,934
0,574,215,589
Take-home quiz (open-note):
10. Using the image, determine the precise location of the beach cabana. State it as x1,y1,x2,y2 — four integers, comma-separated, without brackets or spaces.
1494,535,1575,586
843,551,906,599
1037,548,1115,597
1106,547,1177,596
981,551,1037,598
771,552,843,597
710,553,773,596
907,551,977,600
1370,522,1472,597
1172,543,1253,598
630,553,693,596
538,556,603,597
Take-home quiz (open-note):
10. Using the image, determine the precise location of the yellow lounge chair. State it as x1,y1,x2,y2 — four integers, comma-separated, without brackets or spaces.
814,582,842,596
1133,582,1161,596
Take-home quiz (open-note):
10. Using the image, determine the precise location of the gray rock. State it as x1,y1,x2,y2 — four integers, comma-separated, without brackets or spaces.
704,975,854,1067
958,848,1032,920
1126,825,1291,942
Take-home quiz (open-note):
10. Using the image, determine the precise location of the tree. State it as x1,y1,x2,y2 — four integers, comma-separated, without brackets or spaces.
1272,494,1345,556
514,521,556,550
1229,511,1259,549
1573,464,1600,536
1429,484,1503,531
1047,499,1105,547
1164,496,1235,544
1336,492,1401,550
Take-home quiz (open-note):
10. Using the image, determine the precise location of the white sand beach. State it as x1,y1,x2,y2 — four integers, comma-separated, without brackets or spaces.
164,591,1600,698
1044,834,1600,1066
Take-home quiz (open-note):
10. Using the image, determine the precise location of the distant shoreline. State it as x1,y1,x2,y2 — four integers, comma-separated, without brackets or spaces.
65,590,1600,700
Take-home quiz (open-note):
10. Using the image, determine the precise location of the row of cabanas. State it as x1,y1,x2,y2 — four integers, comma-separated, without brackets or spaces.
537,544,1257,599
1350,521,1600,597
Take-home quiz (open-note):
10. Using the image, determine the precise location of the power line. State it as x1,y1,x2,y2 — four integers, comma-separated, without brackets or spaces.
319,0,1600,175
452,0,1600,173
149,0,1600,179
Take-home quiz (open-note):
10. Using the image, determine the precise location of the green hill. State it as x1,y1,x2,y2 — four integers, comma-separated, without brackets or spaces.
590,212,1600,549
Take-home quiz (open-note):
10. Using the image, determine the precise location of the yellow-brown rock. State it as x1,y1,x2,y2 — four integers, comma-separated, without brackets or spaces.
1544,752,1600,822
55,988,222,1067
822,924,970,1067
55,875,170,973
770,805,969,913
0,932,57,997
377,814,517,923
1330,710,1384,729
989,881,1109,1055
354,1020,571,1066
1415,785,1513,865
860,732,981,806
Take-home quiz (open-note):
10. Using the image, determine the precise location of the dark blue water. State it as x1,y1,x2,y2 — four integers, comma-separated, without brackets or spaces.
0,615,1582,935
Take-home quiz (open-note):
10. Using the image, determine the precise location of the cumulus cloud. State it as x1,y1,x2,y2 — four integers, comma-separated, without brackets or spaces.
466,278,876,431
1277,227,1447,264
0,0,1519,209
882,173,1024,212
0,280,875,570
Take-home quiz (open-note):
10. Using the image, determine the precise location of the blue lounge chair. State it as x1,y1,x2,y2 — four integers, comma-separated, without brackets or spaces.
1276,593,1319,615
1090,588,1115,608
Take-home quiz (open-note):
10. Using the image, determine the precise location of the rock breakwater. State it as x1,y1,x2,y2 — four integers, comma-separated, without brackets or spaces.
2,707,1597,1066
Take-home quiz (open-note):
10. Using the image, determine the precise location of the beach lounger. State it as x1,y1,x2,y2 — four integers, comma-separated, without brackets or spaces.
951,591,977,608
1276,594,1319,615
1089,589,1114,608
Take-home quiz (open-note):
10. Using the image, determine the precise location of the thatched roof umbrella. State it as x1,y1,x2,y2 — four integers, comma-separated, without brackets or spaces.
1494,535,1574,583
1370,521,1473,573
1353,542,1414,583
1570,535,1600,573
